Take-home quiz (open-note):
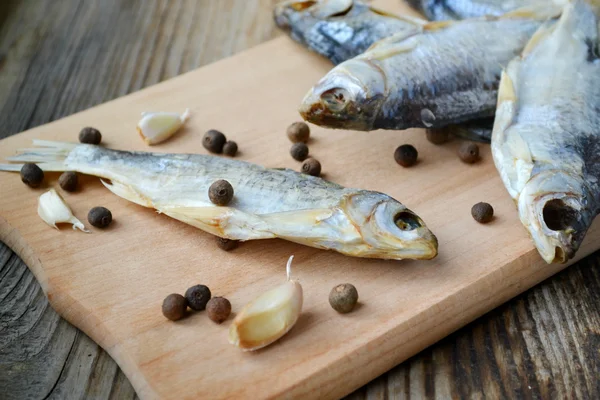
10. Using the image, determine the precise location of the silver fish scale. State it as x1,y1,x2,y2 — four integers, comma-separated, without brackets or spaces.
407,0,544,21
67,146,354,213
373,18,540,129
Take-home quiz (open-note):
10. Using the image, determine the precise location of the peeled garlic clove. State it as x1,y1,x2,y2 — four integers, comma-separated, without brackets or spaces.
229,256,303,351
137,108,191,145
38,189,89,232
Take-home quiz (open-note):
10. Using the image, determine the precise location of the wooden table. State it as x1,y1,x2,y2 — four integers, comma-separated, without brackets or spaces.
1,1,599,399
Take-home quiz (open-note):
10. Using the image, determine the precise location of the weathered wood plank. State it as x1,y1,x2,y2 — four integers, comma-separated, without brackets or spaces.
0,0,599,399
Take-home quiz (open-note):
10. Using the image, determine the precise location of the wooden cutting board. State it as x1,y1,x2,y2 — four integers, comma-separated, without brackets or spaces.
1,1,598,398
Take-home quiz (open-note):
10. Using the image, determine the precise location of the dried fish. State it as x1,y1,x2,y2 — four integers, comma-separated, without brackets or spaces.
492,0,600,263
0,140,438,260
406,0,565,21
274,0,424,65
299,9,557,131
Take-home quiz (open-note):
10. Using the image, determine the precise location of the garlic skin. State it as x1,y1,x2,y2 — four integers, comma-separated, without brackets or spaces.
137,108,191,145
229,256,303,351
38,189,89,232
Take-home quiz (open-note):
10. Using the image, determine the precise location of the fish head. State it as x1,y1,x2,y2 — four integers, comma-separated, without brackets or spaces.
273,0,353,29
517,170,595,264
341,192,438,259
299,59,386,130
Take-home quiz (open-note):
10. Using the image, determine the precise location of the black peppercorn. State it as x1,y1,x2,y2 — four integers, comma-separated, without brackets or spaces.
471,202,494,223
287,122,310,143
206,296,231,323
162,293,188,321
79,127,102,145
88,206,112,228
216,237,239,251
394,144,418,167
222,141,238,157
290,143,309,161
202,129,227,153
185,284,212,311
209,180,234,206
426,127,449,145
301,158,321,177
458,142,480,164
58,171,78,192
329,283,359,313
20,163,44,188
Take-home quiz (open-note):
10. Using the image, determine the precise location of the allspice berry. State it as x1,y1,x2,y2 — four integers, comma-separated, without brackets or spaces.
58,171,78,192
208,179,234,206
290,143,309,161
20,163,44,188
301,158,321,177
216,237,239,251
185,284,211,311
88,206,112,228
223,141,238,157
206,296,231,324
426,127,449,145
79,127,102,145
162,293,188,321
394,144,418,167
202,129,227,153
329,283,359,314
287,122,310,143
471,202,494,223
458,142,480,164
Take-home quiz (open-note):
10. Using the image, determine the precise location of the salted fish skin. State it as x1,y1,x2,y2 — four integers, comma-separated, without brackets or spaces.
491,0,600,264
0,141,438,260
405,0,560,21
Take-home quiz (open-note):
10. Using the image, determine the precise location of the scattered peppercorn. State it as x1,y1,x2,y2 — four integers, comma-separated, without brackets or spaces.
287,122,310,143
301,158,321,177
20,163,44,188
394,144,418,167
426,127,450,145
88,206,112,228
223,141,238,157
185,284,212,311
329,283,359,314
78,127,102,145
208,179,234,206
290,142,309,161
206,296,232,324
162,293,188,321
471,202,494,223
58,171,78,192
216,237,239,251
458,142,480,164
202,129,227,153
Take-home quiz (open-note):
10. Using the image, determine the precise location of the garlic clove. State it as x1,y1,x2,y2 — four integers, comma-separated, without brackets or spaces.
229,256,303,351
137,108,191,145
38,189,89,232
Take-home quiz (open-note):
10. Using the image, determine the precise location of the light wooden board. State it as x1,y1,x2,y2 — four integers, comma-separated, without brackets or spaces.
1,1,598,398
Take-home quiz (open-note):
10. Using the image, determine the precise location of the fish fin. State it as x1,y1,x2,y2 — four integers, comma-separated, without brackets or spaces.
310,0,352,18
522,21,557,57
160,206,275,240
501,3,562,21
497,70,517,104
423,20,455,31
369,6,428,27
2,140,77,171
100,179,153,208
364,32,420,59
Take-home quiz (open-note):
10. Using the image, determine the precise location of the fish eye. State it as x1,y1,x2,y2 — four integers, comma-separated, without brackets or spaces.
289,1,317,11
394,211,422,231
542,199,577,231
321,88,350,111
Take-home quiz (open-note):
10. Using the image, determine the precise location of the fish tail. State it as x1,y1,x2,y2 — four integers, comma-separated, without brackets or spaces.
0,140,77,172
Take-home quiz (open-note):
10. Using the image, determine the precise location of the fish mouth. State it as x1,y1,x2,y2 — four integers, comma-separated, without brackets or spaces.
299,87,370,130
517,171,592,264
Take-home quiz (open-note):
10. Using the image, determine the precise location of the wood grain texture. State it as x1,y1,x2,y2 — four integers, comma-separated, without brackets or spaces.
0,1,599,399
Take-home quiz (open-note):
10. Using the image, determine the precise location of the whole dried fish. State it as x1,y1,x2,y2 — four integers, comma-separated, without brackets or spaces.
406,0,564,21
491,0,599,263
299,10,553,131
0,140,438,260
273,0,423,65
